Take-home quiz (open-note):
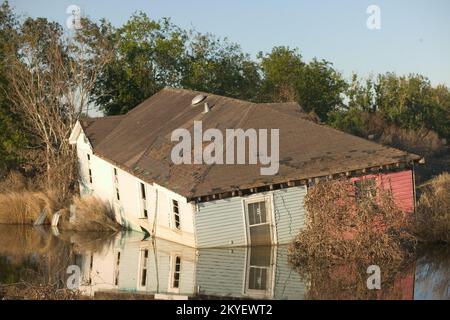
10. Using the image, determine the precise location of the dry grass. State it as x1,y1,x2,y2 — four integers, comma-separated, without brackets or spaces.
60,196,120,232
0,171,67,225
288,179,416,267
0,283,83,300
0,190,60,225
379,126,446,157
0,171,30,193
414,173,450,243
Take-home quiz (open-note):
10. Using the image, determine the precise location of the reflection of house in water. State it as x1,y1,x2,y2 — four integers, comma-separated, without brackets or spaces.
77,232,307,299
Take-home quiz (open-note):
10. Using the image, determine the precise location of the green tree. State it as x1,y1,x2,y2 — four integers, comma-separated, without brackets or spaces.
182,32,261,102
90,12,188,115
258,47,346,121
375,73,450,139
0,1,27,173
297,58,347,121
258,46,303,102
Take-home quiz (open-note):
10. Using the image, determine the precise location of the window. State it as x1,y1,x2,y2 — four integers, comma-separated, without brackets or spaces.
247,201,267,225
140,183,148,218
116,187,120,201
87,154,90,161
172,200,180,230
354,178,377,201
246,200,272,246
140,183,146,200
171,256,181,289
88,169,93,184
140,249,148,287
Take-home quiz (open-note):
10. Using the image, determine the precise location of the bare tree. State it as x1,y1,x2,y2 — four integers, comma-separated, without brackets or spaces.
4,18,113,195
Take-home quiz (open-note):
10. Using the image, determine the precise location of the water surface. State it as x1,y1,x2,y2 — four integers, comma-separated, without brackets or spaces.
0,226,448,300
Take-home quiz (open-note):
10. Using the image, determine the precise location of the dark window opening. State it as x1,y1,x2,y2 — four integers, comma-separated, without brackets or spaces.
116,188,120,201
172,200,180,229
140,183,146,200
88,169,92,184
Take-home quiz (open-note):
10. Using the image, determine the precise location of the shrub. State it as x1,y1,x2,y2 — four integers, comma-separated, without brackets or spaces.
60,196,120,232
288,179,416,267
414,173,450,243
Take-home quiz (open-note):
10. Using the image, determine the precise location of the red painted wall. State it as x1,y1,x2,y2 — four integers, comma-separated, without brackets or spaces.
379,170,415,213
352,169,415,213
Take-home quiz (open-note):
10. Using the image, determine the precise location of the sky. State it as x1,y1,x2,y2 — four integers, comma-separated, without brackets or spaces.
8,0,450,86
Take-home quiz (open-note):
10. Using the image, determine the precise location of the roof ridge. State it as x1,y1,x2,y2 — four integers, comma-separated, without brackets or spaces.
162,86,259,107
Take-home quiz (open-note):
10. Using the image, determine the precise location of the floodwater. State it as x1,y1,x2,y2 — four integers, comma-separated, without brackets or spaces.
0,225,448,300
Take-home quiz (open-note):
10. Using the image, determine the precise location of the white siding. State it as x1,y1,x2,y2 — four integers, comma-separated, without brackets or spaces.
273,186,307,244
74,128,196,246
195,197,247,248
195,186,307,248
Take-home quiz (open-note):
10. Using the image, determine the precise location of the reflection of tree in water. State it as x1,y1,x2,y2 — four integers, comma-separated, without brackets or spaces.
288,257,415,300
0,225,116,299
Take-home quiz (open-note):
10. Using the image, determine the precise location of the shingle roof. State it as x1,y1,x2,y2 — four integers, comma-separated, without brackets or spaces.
80,87,421,198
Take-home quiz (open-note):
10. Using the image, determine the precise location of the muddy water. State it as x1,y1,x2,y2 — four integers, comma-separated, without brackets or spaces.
0,226,448,300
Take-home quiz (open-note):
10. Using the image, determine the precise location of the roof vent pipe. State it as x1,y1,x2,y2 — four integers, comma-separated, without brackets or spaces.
203,102,210,113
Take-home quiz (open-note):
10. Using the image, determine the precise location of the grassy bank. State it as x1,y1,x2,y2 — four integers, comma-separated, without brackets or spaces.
0,171,120,231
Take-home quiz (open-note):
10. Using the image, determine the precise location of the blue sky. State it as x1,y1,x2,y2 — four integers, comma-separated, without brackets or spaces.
8,0,450,86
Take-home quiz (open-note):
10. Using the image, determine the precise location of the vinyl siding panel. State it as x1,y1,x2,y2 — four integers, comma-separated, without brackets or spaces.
273,186,307,244
195,197,246,248
196,186,308,247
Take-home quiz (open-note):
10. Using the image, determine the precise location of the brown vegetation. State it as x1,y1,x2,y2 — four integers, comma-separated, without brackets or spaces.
59,196,120,232
289,179,416,267
288,179,418,299
290,260,415,300
0,171,120,231
414,173,450,243
378,126,446,158
0,190,59,225
0,283,83,300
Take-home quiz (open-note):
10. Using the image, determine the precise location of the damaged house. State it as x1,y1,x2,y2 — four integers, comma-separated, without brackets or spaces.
69,88,422,248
